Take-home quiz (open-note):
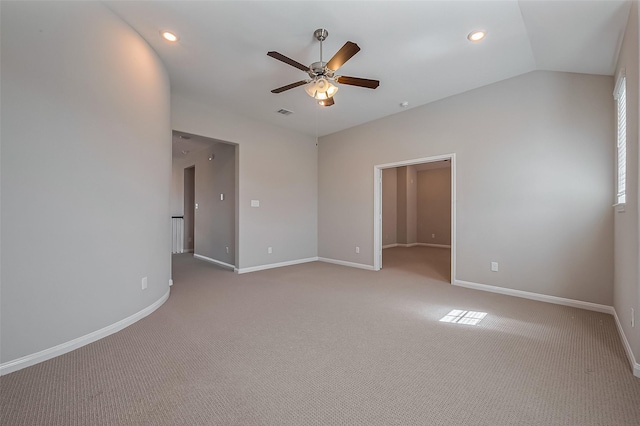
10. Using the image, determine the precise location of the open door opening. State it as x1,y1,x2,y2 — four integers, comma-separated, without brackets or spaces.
374,154,455,283
171,131,239,273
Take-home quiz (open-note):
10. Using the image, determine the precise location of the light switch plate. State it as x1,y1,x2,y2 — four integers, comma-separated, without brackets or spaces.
251,200,260,207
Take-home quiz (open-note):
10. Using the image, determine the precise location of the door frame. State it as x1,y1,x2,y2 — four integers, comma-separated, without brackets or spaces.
373,153,456,282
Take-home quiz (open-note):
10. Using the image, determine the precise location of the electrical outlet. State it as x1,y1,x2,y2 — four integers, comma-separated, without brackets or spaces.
356,246,360,254
226,246,229,254
141,276,148,290
491,262,499,272
432,234,435,239
268,246,272,254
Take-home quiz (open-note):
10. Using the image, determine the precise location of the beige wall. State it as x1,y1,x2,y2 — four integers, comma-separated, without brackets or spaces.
406,166,418,244
1,2,171,363
417,168,452,245
183,166,195,251
171,94,318,271
382,168,398,246
614,0,640,369
396,167,408,244
318,70,614,305
396,166,418,245
172,143,237,266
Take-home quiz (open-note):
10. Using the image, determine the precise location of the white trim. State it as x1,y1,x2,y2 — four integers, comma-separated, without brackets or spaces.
614,68,626,98
451,155,457,284
383,243,451,249
236,257,318,274
450,278,640,377
373,153,456,281
0,288,170,376
454,279,613,314
612,308,640,378
193,253,236,271
374,167,383,269
417,243,451,249
318,257,375,271
375,154,455,170
613,202,626,213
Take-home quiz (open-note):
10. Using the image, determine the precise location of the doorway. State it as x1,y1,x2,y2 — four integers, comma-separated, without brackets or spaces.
184,166,195,253
171,130,238,271
373,154,456,282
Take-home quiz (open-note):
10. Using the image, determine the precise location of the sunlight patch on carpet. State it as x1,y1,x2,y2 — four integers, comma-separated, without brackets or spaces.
439,310,487,325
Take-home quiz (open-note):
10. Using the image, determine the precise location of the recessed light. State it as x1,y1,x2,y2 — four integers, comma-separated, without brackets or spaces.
467,30,486,42
161,31,178,42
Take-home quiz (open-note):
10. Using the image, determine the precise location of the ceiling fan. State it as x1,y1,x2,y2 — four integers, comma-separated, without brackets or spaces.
268,29,380,107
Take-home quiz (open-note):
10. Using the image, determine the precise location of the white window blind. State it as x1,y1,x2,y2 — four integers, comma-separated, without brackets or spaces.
615,77,626,205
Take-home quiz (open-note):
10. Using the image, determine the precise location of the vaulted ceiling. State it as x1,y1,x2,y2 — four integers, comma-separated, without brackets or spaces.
106,1,631,137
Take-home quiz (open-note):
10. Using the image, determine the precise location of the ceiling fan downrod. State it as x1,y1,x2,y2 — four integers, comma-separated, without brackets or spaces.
312,29,329,79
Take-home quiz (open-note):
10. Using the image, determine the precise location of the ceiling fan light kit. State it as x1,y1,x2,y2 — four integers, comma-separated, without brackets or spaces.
268,28,380,107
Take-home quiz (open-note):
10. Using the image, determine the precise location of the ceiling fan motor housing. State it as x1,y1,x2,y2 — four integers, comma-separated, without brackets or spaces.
309,61,334,79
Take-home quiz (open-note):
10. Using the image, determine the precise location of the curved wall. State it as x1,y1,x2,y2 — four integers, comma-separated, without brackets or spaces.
1,2,171,366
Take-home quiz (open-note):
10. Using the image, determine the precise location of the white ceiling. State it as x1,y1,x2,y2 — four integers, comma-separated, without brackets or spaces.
106,0,631,138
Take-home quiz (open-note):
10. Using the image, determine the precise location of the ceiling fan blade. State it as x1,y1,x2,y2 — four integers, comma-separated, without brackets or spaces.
335,76,380,89
267,51,309,72
271,80,308,94
326,41,360,71
318,97,335,107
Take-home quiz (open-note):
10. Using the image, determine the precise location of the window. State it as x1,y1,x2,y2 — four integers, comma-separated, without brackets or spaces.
615,75,627,205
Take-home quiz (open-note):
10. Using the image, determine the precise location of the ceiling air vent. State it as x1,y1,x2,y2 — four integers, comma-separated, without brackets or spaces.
276,108,293,116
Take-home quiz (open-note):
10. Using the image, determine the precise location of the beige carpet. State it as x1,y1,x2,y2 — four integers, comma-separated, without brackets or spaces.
1,246,639,425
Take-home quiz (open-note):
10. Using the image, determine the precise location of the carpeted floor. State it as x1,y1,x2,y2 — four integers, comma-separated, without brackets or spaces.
1,246,639,425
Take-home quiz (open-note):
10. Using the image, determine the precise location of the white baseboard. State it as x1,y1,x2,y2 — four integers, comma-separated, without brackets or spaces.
387,243,451,249
612,309,640,378
455,279,640,378
417,243,451,249
0,288,170,376
193,253,236,271
318,257,374,271
453,279,614,314
237,257,318,274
